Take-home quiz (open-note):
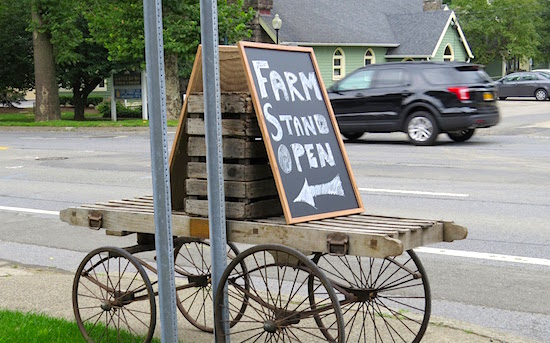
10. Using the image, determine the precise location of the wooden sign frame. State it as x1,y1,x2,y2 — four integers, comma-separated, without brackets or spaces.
238,41,364,224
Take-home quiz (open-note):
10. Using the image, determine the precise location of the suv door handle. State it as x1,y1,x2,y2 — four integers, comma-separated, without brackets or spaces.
354,93,364,97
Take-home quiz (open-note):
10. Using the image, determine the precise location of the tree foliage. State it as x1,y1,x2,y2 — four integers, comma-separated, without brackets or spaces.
87,0,255,78
450,0,542,65
0,0,34,105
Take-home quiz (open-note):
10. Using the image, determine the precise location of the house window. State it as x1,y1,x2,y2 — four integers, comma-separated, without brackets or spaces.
443,44,454,62
364,49,375,65
333,48,345,80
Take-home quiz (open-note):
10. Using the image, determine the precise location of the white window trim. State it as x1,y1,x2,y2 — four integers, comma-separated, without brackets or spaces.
333,48,345,80
364,48,376,65
443,44,454,62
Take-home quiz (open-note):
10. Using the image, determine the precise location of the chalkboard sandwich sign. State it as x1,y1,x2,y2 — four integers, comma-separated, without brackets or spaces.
238,41,364,224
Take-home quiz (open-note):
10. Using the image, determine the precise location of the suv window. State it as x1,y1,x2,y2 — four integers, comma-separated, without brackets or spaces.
373,69,408,88
422,67,491,85
335,69,375,91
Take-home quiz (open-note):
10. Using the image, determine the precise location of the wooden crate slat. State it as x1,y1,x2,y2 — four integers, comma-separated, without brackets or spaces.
187,136,267,159
188,162,272,181
185,198,282,219
185,178,278,199
187,92,254,115
186,117,261,137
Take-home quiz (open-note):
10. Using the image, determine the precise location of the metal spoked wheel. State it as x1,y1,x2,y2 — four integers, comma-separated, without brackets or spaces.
174,239,248,333
310,250,431,343
214,244,345,342
73,246,156,343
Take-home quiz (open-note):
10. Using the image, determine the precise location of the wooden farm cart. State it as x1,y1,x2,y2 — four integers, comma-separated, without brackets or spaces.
59,45,468,343
61,201,467,343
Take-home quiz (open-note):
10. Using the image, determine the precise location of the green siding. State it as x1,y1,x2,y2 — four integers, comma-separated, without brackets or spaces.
307,27,471,87
433,27,468,62
485,59,504,80
312,46,387,88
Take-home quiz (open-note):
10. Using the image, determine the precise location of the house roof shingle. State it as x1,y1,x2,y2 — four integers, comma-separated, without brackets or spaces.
262,0,455,57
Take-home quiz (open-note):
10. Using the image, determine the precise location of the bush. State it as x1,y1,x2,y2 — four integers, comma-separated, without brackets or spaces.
97,100,142,118
59,95,105,107
87,96,103,107
59,95,72,106
0,89,26,107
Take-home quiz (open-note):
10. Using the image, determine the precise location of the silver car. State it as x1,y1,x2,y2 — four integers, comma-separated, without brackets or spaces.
496,71,550,101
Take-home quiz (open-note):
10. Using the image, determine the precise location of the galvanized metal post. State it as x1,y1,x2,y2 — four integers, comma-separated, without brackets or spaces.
199,0,229,340
143,0,179,342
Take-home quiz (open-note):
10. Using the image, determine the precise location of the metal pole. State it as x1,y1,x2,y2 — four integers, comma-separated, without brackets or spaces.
199,0,229,341
143,0,179,342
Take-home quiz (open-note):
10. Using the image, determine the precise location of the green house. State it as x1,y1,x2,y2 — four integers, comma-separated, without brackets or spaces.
257,0,474,88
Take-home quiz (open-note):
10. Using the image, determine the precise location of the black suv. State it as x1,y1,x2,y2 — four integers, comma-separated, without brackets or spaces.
328,62,500,145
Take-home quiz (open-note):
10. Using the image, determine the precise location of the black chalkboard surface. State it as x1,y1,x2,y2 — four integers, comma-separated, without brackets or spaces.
238,42,364,224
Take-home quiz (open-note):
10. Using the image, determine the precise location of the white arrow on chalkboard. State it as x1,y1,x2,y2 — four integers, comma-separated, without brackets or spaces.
293,174,345,208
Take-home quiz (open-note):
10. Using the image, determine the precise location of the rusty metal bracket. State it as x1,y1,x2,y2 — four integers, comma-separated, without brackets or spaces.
88,211,103,230
327,232,349,256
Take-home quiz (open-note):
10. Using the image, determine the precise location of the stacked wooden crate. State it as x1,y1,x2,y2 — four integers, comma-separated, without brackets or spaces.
184,92,283,219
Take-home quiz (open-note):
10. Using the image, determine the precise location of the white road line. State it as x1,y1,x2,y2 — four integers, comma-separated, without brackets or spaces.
0,206,59,216
359,187,469,198
415,247,550,267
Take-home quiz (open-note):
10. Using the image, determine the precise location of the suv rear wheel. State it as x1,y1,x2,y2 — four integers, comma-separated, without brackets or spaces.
447,129,475,142
406,111,439,146
343,132,364,141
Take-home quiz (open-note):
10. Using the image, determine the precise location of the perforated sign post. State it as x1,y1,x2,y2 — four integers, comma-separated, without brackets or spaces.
238,42,364,224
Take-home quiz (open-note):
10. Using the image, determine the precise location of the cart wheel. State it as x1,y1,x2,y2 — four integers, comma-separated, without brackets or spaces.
73,246,156,343
174,240,248,332
310,250,431,343
214,244,345,343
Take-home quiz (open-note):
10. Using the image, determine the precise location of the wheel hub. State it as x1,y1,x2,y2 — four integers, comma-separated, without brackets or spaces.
100,302,112,311
263,320,277,333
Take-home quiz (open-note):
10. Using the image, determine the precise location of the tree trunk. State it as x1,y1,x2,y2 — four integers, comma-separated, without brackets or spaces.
73,77,102,121
164,52,181,120
73,92,86,121
31,4,60,122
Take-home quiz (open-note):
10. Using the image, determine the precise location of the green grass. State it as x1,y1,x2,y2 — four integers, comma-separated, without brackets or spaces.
0,309,163,342
0,111,178,127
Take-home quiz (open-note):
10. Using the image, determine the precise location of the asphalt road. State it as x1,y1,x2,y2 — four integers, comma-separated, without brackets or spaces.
0,99,549,341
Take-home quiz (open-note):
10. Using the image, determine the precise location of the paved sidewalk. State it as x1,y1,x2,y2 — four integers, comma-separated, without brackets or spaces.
0,259,539,342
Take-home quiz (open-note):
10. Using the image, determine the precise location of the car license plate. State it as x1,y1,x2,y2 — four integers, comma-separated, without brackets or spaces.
483,92,494,101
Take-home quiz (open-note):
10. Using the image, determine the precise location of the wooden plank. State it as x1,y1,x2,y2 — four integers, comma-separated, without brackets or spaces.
187,136,267,159
348,214,436,226
81,205,154,214
93,201,154,211
311,218,421,232
185,178,278,199
443,221,468,242
188,162,272,181
186,117,261,137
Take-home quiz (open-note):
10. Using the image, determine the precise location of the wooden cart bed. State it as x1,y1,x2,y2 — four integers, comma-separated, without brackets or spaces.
60,195,467,259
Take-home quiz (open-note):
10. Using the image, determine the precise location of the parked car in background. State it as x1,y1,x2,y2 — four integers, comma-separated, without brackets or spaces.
533,69,550,76
495,71,550,101
327,62,500,145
